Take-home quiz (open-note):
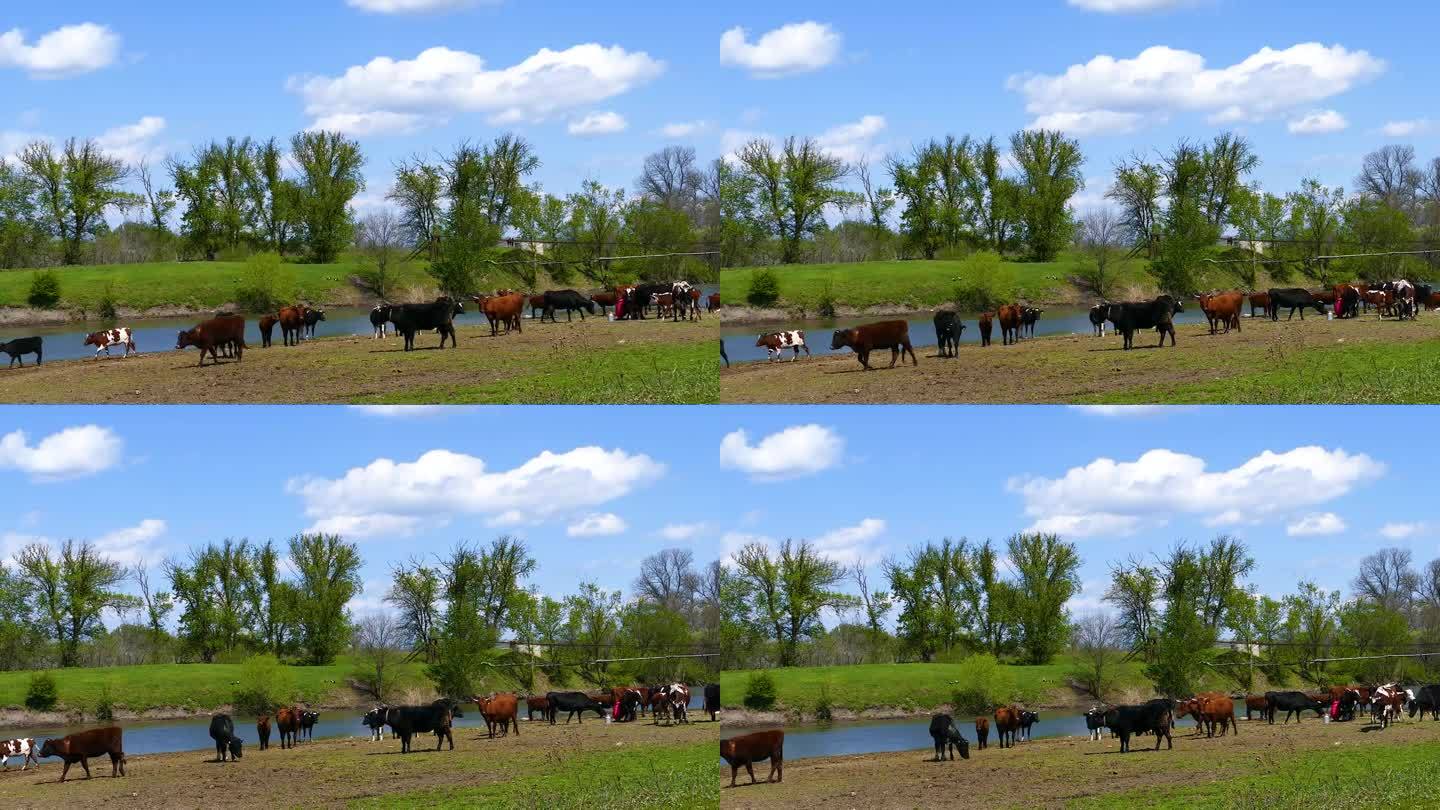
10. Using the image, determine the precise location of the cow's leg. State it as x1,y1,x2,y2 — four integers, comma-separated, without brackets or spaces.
745,762,756,784
59,759,71,781
80,756,92,779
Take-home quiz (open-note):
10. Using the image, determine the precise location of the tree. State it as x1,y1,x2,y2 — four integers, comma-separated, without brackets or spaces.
1105,558,1160,659
354,210,406,301
1149,140,1217,295
386,559,440,662
568,181,627,285
855,161,895,252
136,160,176,237
1199,132,1260,229
732,540,857,667
18,138,136,265
388,158,444,260
1107,154,1163,258
0,158,46,269
170,146,226,260
889,146,947,259
247,540,297,658
1071,612,1120,699
960,539,1011,658
1006,533,1081,665
737,136,852,264
973,136,1020,252
14,541,133,667
208,136,257,250
563,581,623,685
1285,580,1341,682
1352,547,1420,615
474,536,536,635
133,558,173,659
290,130,364,263
0,560,40,670
1342,197,1415,280
633,548,700,617
637,145,703,216
1072,208,1124,298
353,612,402,701
1009,129,1084,261
289,533,362,665
849,563,892,638
1144,545,1217,696
1355,144,1421,213
246,137,300,253
1287,178,1346,285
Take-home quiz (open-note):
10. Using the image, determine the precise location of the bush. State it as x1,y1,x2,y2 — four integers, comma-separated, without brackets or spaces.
949,654,1017,715
746,268,781,308
95,682,115,721
233,653,296,715
97,281,119,321
950,252,1016,312
234,252,296,314
815,278,837,318
27,270,61,309
25,671,58,711
743,672,777,711
813,682,833,722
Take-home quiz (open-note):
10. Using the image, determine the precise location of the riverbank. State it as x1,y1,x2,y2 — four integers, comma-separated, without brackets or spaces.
719,716,1440,809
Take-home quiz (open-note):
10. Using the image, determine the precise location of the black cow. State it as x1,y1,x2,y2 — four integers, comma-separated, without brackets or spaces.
389,298,463,351
385,699,462,753
1103,703,1173,753
705,684,720,721
1018,710,1039,742
362,707,387,741
208,714,243,762
370,305,391,338
1339,285,1361,319
0,337,42,367
625,283,672,320
300,710,319,741
541,290,596,323
1408,685,1440,720
1089,304,1108,336
1021,306,1043,338
1106,296,1182,350
302,308,326,339
933,311,966,358
1267,288,1325,321
546,691,607,724
1265,691,1325,724
928,714,970,762
1084,707,1106,740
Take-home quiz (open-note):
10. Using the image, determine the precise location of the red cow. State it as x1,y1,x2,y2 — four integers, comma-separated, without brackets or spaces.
525,694,551,722
997,304,1023,345
1247,292,1270,318
1195,291,1244,334
720,730,783,788
474,693,519,738
474,293,525,336
259,315,279,348
707,293,721,312
277,305,306,346
256,714,271,750
830,321,917,370
276,707,301,749
993,706,1022,748
978,312,994,347
38,727,126,781
176,315,246,367
974,716,989,750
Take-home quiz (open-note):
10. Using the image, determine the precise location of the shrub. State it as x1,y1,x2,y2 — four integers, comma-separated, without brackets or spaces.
25,671,58,711
97,281,119,321
233,653,296,715
95,682,115,721
746,268,781,308
743,672,777,711
950,252,1016,312
816,278,838,318
949,654,1017,715
813,682,833,722
27,270,61,309
234,252,296,314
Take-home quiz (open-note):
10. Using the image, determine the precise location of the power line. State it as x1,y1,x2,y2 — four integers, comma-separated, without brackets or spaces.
1308,652,1440,664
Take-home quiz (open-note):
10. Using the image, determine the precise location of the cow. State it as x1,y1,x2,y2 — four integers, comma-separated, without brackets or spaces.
0,336,43,367
276,707,300,749
1335,284,1362,319
978,312,994,347
705,683,720,721
474,293,524,336
590,291,618,315
391,297,462,350
524,695,550,722
617,689,646,723
1408,685,1440,720
1103,703,1173,753
1264,691,1325,724
547,691,607,724
993,706,1022,749
831,321,917,370
1268,288,1325,321
177,315,245,366
721,730,783,788
369,305,391,338
527,294,547,320
303,307,326,339
1242,695,1270,722
756,330,809,362
708,293,721,312
1192,694,1235,738
541,290,596,323
652,292,675,319
1084,707,1106,741
1018,710,1039,742
259,315,279,347
1021,306,1043,338
1195,292,1243,335
997,304,1023,345
362,707,387,741
1247,291,1270,318
474,693,520,738
626,283,672,319
385,699,462,753
256,715,271,750
1372,683,1405,728
84,327,138,358
667,683,691,724
974,716,989,749
1106,296,1182,350
208,714,244,762
38,728,126,781
1089,304,1108,336
934,311,966,358
300,710,319,741
277,305,306,346
928,714,970,762
1414,284,1434,315
0,737,39,770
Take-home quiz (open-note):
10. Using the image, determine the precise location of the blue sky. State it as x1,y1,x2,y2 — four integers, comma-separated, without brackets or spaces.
6,1,1437,217
717,406,1440,627
0,405,719,626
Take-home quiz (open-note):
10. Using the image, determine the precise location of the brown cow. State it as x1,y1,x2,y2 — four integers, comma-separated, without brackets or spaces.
524,694,551,722
474,693,519,738
276,706,301,749
974,716,989,750
994,706,1022,748
474,293,525,336
527,294,546,319
721,730,783,788
278,305,306,346
830,321,917,370
687,289,704,321
176,314,246,367
591,291,618,314
1196,292,1244,334
609,686,651,720
978,312,994,347
1195,694,1236,738
707,293,721,312
1242,695,1269,721
38,727,126,781
997,304,1023,345
1247,291,1270,318
652,292,674,318
259,315,279,348
256,714,271,750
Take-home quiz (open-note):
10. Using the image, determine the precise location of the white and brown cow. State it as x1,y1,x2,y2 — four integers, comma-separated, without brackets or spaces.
755,330,809,362
668,683,691,725
83,327,139,358
1,737,39,770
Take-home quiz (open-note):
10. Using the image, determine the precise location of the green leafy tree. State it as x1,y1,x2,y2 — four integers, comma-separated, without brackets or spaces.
732,540,857,667
247,540,297,658
1006,532,1081,665
1287,179,1347,285
290,130,365,263
14,541,135,667
0,158,46,269
388,158,445,260
737,136,853,264
289,533,362,665
1149,140,1218,295
387,559,441,662
18,138,137,265
245,137,301,254
1009,129,1084,261
1107,154,1163,259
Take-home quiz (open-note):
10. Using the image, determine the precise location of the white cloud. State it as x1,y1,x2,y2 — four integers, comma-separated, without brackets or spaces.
812,518,886,566
311,111,428,137
659,120,710,138
720,21,842,78
658,523,708,541
815,115,886,163
0,425,124,481
1069,405,1168,417
348,405,449,418
1067,0,1195,11
96,116,166,165
1009,446,1384,538
1030,110,1145,136
289,44,664,134
567,512,627,537
288,446,664,540
347,0,486,12
1379,522,1426,540
568,110,627,136
94,519,167,565
1286,512,1347,537
1288,109,1348,134
0,23,121,79
307,513,426,539
1008,43,1384,134
1379,119,1434,137
719,424,844,480
720,128,772,164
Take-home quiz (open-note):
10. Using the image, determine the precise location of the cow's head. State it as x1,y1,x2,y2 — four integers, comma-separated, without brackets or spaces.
584,298,597,314
227,736,243,759
830,330,852,351
83,333,98,347
38,739,59,759
176,329,198,350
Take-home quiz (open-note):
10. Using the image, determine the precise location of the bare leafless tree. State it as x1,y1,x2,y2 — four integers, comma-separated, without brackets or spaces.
1072,611,1120,699
1071,208,1125,299
1352,547,1420,614
1356,144,1422,214
637,145,703,218
354,612,402,701
354,210,405,301
632,548,700,617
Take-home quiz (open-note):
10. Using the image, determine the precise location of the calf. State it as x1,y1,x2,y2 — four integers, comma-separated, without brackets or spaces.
756,330,809,362
667,683,691,725
541,290,596,323
933,311,966,358
1408,685,1440,720
928,714,970,761
978,312,994,347
83,327,139,358
260,315,279,348
38,727,126,781
0,737,39,770
830,321,917,370
590,291,618,315
1242,695,1269,722
276,706,300,749
707,293,721,312
1247,291,1270,318
720,730,783,788
974,716,989,749
1018,710,1039,742
524,695,551,722
177,315,245,367
303,307,326,339
300,710,319,741
362,707,387,741
209,714,244,762
369,305,391,338
0,336,42,367
1084,707,1105,741
1104,704,1172,753
705,683,720,721
1268,288,1325,321
256,714,271,750
1088,304,1107,336
1021,306,1043,338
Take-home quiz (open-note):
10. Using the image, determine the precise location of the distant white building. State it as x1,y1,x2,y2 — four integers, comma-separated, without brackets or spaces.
500,238,548,255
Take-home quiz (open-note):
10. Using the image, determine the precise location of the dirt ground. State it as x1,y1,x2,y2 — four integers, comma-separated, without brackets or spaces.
718,715,1440,809
719,313,1440,404
0,316,712,404
0,714,714,808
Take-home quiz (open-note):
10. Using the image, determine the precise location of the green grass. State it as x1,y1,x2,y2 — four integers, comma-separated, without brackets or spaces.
349,741,717,810
352,341,719,405
1069,740,1440,809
